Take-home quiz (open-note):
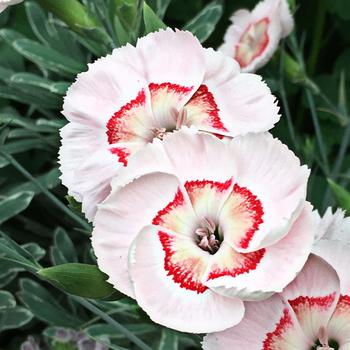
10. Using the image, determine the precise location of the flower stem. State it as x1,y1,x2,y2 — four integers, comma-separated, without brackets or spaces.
305,88,330,176
71,296,153,350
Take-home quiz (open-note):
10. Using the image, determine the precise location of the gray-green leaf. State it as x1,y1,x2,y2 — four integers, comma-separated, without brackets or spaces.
183,0,223,43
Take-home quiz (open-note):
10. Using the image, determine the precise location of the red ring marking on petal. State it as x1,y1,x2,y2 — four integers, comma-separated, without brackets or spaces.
158,230,208,294
106,89,146,144
232,184,264,249
149,82,193,96
152,188,185,226
288,293,337,321
184,179,233,195
207,248,266,280
262,308,294,350
331,294,350,321
289,293,337,311
235,18,270,69
110,147,130,166
186,84,229,132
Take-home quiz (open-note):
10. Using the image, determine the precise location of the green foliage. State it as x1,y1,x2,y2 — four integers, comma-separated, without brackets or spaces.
327,179,350,214
143,2,167,33
18,278,83,328
183,0,223,43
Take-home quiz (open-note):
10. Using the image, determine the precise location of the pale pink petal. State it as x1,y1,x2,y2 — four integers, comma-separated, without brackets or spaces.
0,0,22,12
129,225,245,333
314,239,350,345
221,133,309,252
282,255,340,342
59,122,144,221
136,28,205,129
161,128,238,183
203,294,310,350
315,207,350,242
183,178,234,225
91,172,196,297
186,48,280,136
231,133,309,250
60,47,155,220
205,204,315,301
108,128,237,206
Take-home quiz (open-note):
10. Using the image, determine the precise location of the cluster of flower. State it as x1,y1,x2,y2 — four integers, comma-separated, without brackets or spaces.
3,0,349,348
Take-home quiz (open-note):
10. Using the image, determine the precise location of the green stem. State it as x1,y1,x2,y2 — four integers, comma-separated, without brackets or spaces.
279,44,298,151
307,1,326,75
305,89,330,175
0,151,91,232
72,296,153,350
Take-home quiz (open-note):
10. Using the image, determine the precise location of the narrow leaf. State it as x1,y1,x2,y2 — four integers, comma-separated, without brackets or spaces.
50,228,78,265
0,191,34,224
0,307,33,331
0,291,16,310
143,2,166,34
183,0,223,42
12,39,85,76
18,278,83,328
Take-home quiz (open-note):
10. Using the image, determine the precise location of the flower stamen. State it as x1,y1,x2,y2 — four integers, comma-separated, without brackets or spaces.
317,327,334,350
195,218,221,254
151,127,167,140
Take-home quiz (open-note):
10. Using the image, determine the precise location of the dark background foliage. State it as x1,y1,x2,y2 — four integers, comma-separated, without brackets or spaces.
0,0,349,349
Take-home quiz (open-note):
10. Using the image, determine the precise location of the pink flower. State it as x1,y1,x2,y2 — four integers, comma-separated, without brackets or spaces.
219,0,294,72
59,28,279,221
0,0,22,13
91,129,314,333
203,209,350,349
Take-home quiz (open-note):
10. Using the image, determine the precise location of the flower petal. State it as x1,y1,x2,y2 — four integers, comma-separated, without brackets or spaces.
136,28,205,128
282,254,340,343
186,48,280,136
203,294,310,350
92,172,196,297
161,128,237,183
129,225,245,333
313,239,350,345
59,123,123,220
205,204,315,301
60,46,154,220
224,132,309,252
315,207,350,243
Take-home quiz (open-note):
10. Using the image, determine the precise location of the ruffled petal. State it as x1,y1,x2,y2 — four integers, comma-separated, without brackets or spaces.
313,239,350,346
136,28,205,128
203,294,310,350
204,204,315,301
315,207,350,243
223,133,309,252
282,254,340,343
185,48,280,136
60,46,155,220
161,128,238,183
91,172,196,297
129,225,245,333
